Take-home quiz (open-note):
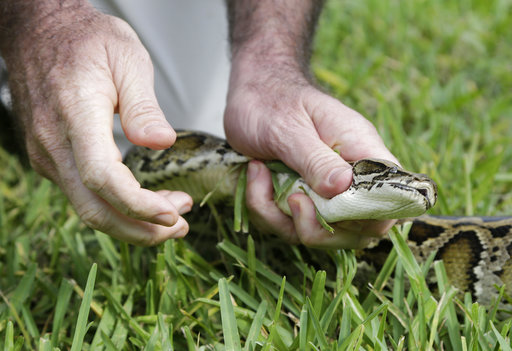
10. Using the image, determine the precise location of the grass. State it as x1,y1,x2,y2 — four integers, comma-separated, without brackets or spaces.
1,0,512,349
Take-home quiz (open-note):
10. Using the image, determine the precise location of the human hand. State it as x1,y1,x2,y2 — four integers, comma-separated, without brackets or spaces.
224,58,398,249
0,3,192,245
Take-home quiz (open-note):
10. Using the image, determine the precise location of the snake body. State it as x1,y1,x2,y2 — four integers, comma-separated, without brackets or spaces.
124,131,512,305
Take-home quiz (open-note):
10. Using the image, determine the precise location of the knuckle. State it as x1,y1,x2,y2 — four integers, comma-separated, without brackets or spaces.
267,117,289,143
372,221,396,238
31,120,49,140
123,46,153,73
134,235,159,247
78,204,110,231
299,232,320,247
135,46,152,65
374,228,389,238
281,232,300,245
108,17,147,52
30,119,60,149
25,133,66,181
28,157,50,179
80,162,110,194
303,151,334,183
122,205,138,220
107,15,134,34
28,155,51,179
245,192,266,213
122,99,163,123
265,118,297,157
135,222,185,247
121,199,151,221
352,237,372,250
26,142,47,171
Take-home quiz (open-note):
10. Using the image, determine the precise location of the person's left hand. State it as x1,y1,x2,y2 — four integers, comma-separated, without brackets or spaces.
224,58,398,249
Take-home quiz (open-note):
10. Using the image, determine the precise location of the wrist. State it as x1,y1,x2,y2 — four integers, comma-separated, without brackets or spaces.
229,29,311,81
228,49,312,97
227,1,325,78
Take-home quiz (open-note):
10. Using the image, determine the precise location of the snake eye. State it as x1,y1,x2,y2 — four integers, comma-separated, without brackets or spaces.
353,159,391,175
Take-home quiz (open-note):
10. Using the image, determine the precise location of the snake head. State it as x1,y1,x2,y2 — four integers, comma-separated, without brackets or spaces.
352,158,438,213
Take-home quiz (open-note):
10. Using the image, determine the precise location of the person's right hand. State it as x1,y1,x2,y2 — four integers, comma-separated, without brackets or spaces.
1,3,192,245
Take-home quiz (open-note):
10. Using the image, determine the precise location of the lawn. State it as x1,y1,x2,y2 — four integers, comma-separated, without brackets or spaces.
1,0,512,349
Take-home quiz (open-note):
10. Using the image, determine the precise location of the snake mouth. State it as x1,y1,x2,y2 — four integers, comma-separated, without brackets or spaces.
417,187,429,198
388,182,437,209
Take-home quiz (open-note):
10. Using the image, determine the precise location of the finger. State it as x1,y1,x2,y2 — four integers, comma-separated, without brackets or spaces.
55,153,190,245
245,160,299,244
331,219,396,239
312,96,399,164
273,123,354,199
288,193,374,249
277,91,401,199
65,96,184,227
155,190,193,215
110,39,175,150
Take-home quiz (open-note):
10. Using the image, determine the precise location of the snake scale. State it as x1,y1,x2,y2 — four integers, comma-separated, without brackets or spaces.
124,130,512,305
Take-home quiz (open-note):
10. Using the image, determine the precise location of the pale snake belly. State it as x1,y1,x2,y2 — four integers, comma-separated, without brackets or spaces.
124,130,512,305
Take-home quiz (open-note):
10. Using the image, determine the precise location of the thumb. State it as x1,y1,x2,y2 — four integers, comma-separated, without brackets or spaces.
114,49,175,149
281,134,353,198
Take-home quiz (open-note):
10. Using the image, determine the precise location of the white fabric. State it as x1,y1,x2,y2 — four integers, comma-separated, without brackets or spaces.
89,0,230,153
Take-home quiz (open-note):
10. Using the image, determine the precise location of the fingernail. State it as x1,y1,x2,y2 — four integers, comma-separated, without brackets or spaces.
288,197,300,217
144,122,172,136
155,213,177,226
175,226,189,238
247,162,262,182
178,203,192,215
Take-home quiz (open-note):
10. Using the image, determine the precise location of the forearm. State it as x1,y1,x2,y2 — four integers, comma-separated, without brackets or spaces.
226,0,325,74
0,0,94,54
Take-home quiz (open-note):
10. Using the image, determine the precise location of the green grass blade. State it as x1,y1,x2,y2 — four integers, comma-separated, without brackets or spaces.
100,331,120,351
306,297,329,349
299,185,334,233
181,326,196,351
37,334,51,351
70,263,97,351
218,278,242,351
20,304,39,340
145,323,159,351
389,227,431,299
217,240,303,302
262,277,287,351
243,301,268,351
338,324,364,351
362,247,398,309
489,321,511,351
299,305,308,351
200,162,243,207
376,307,388,351
233,164,249,233
4,321,14,350
306,270,326,342
158,313,174,351
10,263,36,312
310,270,326,317
320,287,345,332
101,288,148,341
51,279,73,348
338,301,352,344
246,235,257,297
94,231,120,269
433,260,462,350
